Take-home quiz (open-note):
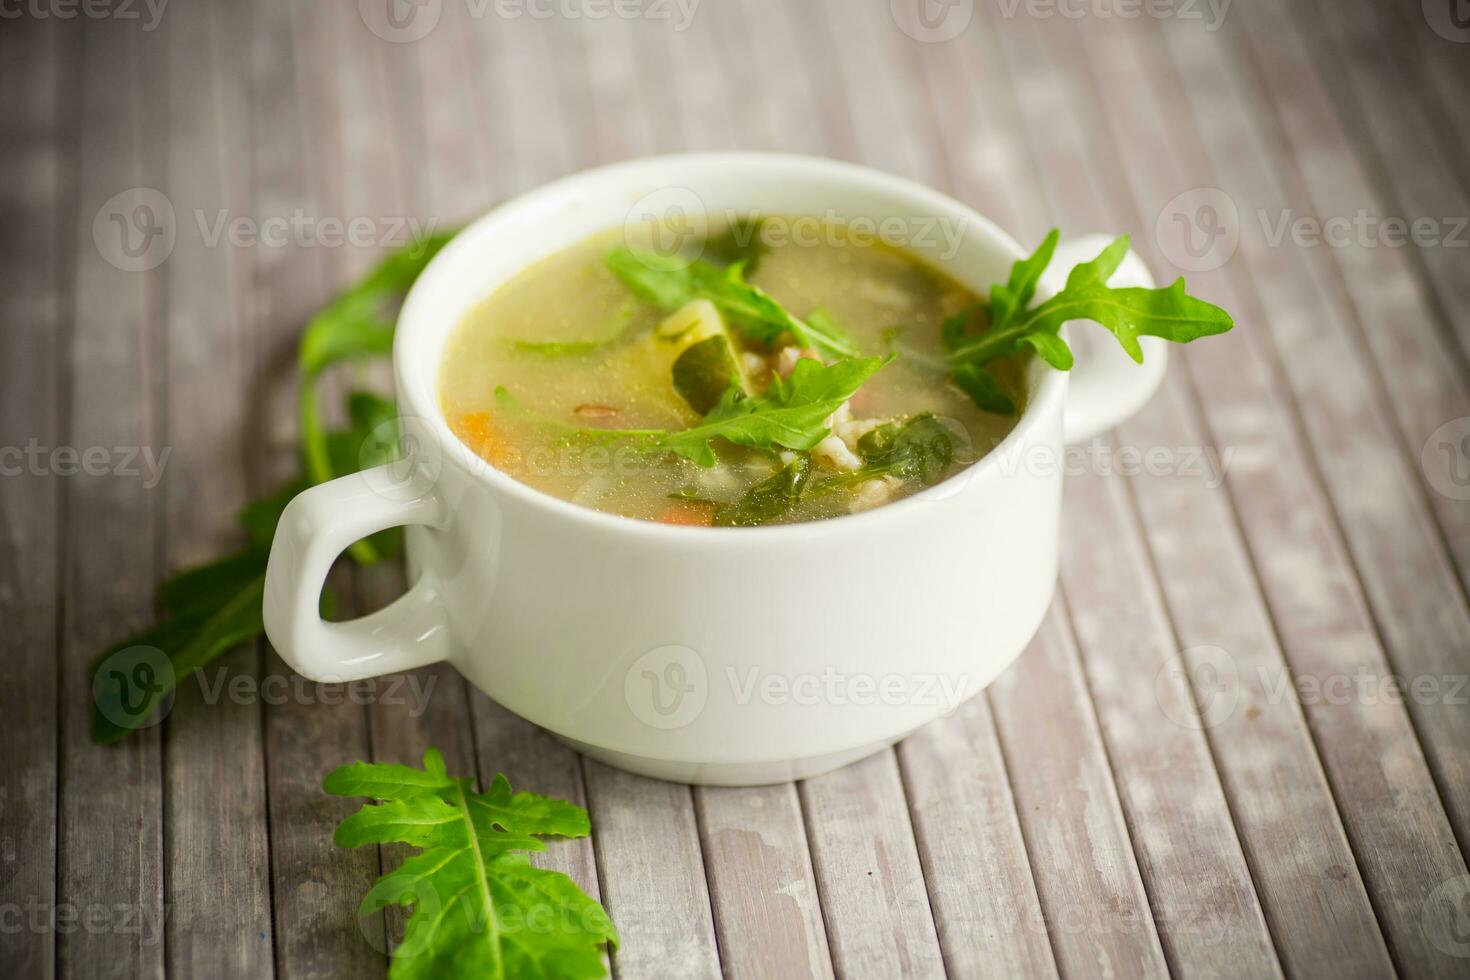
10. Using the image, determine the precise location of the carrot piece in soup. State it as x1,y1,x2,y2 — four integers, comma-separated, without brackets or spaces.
655,501,716,527
451,411,512,467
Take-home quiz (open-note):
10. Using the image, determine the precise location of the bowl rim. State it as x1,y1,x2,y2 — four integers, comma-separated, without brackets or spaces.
394,150,1066,542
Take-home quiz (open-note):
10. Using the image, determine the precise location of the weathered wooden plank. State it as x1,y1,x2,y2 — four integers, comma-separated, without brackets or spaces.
0,16,72,980
1389,0,1470,182
797,752,945,980
248,0,385,975
155,0,277,975
693,785,834,980
895,700,1059,980
929,16,1280,976
988,611,1172,979
729,0,824,155
582,762,722,979
55,16,168,980
151,2,276,977
1230,0,1470,599
1019,10,1414,975
1290,0,1470,365
1138,15,1470,975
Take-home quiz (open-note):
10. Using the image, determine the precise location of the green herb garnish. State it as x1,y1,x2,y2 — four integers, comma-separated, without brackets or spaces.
604,246,859,359
945,230,1233,413
672,334,746,414
299,232,456,560
496,353,890,468
510,299,638,356
325,748,617,979
713,455,812,526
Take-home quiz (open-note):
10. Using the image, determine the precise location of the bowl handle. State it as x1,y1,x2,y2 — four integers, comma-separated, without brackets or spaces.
263,463,450,683
1048,234,1169,445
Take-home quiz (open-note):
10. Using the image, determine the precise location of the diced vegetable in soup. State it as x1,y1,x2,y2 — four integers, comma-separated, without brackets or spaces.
438,220,1028,526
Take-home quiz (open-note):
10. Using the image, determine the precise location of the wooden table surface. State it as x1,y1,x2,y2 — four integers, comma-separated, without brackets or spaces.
3,1,1469,977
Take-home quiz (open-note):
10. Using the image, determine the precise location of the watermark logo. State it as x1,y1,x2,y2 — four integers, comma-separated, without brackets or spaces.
92,645,175,732
891,0,973,42
360,414,447,503
1422,417,1470,501
624,645,707,729
1422,874,1470,958
1156,187,1467,273
359,0,442,42
1423,0,1470,43
623,186,710,267
93,187,176,273
1154,645,1239,729
1155,186,1239,273
93,188,440,272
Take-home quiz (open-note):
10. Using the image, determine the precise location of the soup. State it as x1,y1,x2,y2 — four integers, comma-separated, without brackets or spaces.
437,219,1026,526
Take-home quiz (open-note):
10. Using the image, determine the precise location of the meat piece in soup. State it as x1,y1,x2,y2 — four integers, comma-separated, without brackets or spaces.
437,219,1026,526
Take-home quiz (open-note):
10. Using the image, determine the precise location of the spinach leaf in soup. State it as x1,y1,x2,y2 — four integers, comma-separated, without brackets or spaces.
856,413,962,485
672,334,746,415
713,455,813,527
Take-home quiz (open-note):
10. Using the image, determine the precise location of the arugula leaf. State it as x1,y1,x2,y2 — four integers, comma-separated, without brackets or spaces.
952,362,1017,415
803,308,859,360
604,246,860,360
497,354,890,468
987,228,1058,331
713,455,812,527
656,355,891,467
945,231,1233,414
510,299,638,356
325,749,617,980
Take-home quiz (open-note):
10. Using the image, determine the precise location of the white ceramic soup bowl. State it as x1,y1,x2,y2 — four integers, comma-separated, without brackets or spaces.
263,152,1165,786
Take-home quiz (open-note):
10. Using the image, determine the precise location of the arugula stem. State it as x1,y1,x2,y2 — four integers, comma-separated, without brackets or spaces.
454,777,505,980
300,380,380,565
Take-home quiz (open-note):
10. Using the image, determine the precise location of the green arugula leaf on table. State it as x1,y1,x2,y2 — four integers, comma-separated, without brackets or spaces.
299,230,456,563
325,749,617,980
942,230,1233,414
604,246,859,359
90,233,454,744
89,482,300,745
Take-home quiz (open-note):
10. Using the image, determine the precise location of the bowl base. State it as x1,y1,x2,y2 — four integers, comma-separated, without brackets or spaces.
556,733,910,786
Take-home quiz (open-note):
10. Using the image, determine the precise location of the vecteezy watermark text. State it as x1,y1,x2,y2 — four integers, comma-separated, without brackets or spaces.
0,440,169,487
0,0,168,30
92,186,443,272
1156,187,1469,272
357,0,700,44
194,210,440,251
